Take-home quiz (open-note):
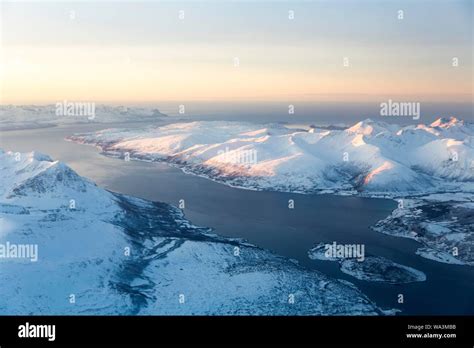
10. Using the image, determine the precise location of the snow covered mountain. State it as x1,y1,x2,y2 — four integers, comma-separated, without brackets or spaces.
0,149,382,315
0,105,167,130
68,117,474,196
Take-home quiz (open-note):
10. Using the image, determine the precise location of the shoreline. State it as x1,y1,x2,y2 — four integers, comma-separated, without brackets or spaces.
66,135,474,268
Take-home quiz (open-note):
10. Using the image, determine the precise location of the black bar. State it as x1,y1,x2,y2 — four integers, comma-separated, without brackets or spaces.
0,316,473,346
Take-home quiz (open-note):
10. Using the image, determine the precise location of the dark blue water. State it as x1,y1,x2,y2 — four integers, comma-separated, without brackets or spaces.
2,122,474,315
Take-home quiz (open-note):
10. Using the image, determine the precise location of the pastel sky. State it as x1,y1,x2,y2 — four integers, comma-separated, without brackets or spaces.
0,0,472,104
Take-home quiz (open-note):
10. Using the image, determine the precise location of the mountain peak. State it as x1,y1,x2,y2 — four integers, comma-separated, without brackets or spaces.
347,118,389,135
1,150,98,202
430,117,463,128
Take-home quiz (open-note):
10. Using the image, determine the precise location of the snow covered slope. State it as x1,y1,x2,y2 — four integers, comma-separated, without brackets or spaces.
0,150,381,315
0,105,166,130
372,193,474,266
68,117,474,196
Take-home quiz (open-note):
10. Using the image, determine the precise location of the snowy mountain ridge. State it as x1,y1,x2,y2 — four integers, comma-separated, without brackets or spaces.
0,149,383,315
68,117,474,196
0,104,167,130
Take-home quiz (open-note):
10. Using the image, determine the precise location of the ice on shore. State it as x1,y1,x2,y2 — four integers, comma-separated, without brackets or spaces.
308,244,426,284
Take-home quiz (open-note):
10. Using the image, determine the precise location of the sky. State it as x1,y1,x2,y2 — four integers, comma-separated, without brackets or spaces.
0,0,472,104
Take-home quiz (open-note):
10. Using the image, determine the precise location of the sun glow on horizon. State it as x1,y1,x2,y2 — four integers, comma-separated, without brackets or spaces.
1,1,472,104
